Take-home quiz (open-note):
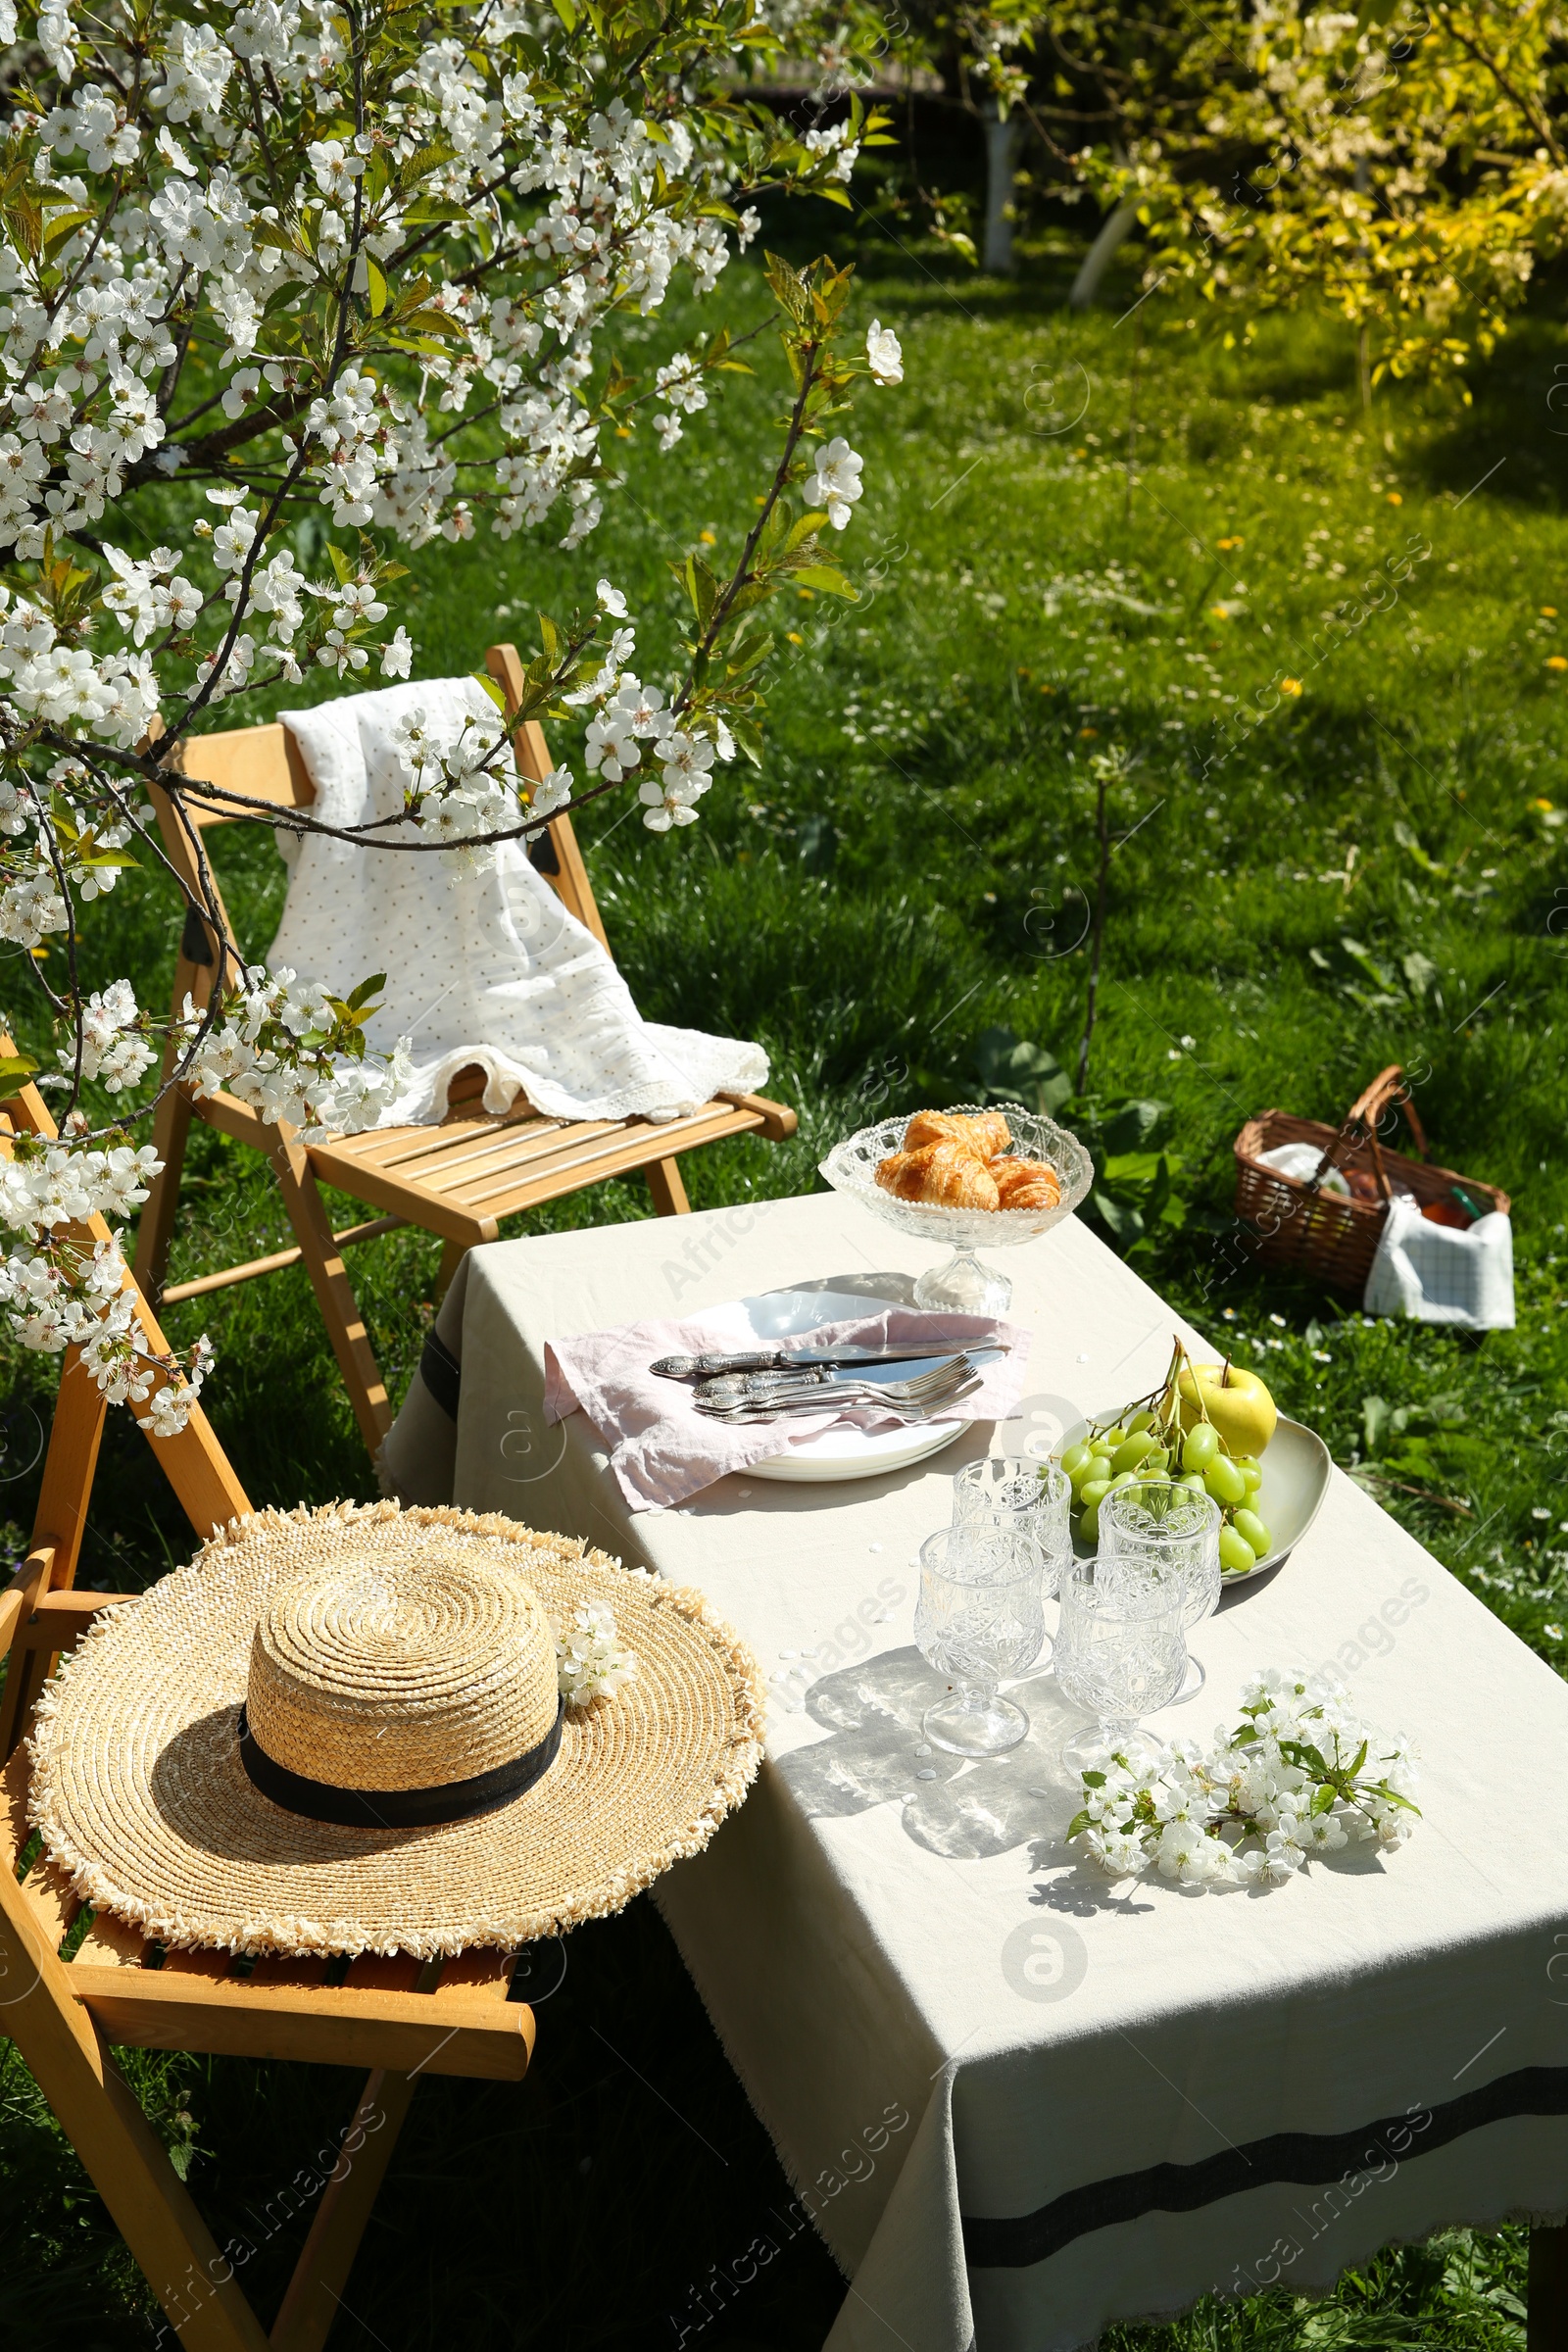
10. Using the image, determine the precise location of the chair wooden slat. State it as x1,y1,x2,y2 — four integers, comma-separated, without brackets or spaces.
161,1948,240,1982
171,720,317,821
341,1954,428,1995
73,1911,152,1969
66,1962,534,2080
20,1855,85,1952
437,1950,518,2004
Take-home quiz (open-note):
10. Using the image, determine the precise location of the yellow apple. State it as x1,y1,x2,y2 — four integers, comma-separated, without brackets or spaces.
1177,1362,1277,1457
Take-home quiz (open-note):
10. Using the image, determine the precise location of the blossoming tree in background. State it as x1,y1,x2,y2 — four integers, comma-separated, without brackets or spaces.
0,0,904,1431
972,0,1567,390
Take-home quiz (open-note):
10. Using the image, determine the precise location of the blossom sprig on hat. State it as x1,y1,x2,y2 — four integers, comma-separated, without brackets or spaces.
556,1601,637,1707
1066,1668,1420,1889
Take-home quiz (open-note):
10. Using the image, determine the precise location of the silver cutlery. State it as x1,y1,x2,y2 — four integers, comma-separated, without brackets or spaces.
697,1381,982,1427
693,1358,981,1424
652,1342,1009,1381
692,1350,989,1409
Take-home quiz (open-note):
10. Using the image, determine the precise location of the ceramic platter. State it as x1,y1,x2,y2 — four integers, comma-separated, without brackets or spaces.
730,1287,967,1486
1059,1409,1333,1585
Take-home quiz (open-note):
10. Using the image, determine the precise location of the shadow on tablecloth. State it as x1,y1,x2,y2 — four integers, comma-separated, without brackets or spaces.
777,1645,1090,1863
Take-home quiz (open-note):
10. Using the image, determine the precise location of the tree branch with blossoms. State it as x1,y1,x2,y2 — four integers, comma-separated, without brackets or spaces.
0,0,906,1432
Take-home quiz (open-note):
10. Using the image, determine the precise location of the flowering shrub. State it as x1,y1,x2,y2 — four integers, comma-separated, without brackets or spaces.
0,0,904,1429
1067,1667,1420,1888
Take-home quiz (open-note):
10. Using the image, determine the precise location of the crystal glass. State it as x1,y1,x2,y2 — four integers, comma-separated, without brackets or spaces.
914,1526,1046,1756
1054,1554,1188,1775
1097,1480,1222,1702
952,1453,1071,1626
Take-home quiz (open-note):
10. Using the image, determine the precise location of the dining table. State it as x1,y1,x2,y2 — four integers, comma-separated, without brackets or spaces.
379,1188,1568,2352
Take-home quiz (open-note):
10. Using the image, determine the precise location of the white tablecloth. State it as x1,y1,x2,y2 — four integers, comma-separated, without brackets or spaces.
382,1194,1568,2351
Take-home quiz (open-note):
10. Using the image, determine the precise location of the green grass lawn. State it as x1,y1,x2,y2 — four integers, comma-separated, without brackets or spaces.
3,217,1566,2346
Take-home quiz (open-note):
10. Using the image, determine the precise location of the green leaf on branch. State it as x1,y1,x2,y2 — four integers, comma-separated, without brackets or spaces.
365,259,389,317
791,564,857,598
727,715,765,767
680,555,720,631
0,1053,39,1083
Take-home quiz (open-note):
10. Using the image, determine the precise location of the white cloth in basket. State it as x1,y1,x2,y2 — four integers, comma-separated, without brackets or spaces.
270,677,768,1127
1364,1200,1515,1330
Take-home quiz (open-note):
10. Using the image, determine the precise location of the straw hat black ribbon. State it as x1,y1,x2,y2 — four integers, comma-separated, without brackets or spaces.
236,1696,564,1829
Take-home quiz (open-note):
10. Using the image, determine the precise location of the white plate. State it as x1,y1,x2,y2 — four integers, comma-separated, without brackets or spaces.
749,1417,964,1484
735,1286,973,1485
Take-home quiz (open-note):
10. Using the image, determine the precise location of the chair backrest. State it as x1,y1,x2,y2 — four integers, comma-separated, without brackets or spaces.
154,645,611,956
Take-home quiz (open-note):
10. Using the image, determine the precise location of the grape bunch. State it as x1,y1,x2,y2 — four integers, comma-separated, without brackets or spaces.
1058,1345,1275,1575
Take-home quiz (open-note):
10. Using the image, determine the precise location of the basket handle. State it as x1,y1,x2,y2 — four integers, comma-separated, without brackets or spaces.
1304,1065,1426,1205
1347,1062,1428,1157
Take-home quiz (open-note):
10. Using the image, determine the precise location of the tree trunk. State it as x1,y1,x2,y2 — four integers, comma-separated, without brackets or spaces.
983,101,1022,275
1070,196,1140,309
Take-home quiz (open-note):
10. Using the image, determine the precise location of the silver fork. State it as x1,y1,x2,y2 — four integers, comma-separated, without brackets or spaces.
695,1367,981,1424
696,1355,977,1412
700,1384,982,1427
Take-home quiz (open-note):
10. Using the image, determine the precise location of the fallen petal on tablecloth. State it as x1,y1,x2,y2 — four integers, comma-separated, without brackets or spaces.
544,1303,1031,1509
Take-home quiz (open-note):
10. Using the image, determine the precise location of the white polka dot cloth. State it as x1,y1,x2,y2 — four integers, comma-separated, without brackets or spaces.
270,677,769,1128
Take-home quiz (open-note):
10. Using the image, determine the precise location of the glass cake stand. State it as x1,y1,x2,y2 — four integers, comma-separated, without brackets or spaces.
818,1102,1095,1314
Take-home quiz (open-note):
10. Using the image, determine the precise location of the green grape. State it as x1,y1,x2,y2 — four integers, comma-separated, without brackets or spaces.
1234,1455,1264,1493
1110,1430,1159,1476
1105,1469,1141,1494
1181,1423,1220,1473
1128,1408,1156,1437
1060,1442,1094,1483
1234,1508,1272,1557
1218,1525,1257,1575
1078,1478,1112,1513
1203,1455,1248,1508
1099,1424,1128,1449
1141,1446,1171,1477
1079,1499,1102,1545
1176,1471,1208,1495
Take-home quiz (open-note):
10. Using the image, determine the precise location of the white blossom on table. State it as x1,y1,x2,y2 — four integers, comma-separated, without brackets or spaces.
1067,1667,1421,1889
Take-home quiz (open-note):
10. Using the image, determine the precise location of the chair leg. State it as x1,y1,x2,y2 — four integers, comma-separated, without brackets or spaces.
0,1883,270,2352
645,1156,691,1217
133,1082,196,1304
268,2069,417,2352
432,1238,467,1303
268,1135,392,1456
1530,2224,1568,2350
0,1544,58,1762
27,1348,108,1591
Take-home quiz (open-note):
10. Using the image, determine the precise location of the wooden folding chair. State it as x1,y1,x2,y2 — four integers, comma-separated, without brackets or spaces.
0,1059,532,2352
132,644,797,1454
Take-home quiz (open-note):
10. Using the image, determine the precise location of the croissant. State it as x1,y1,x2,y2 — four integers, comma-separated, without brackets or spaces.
875,1141,1000,1210
903,1108,1012,1159
990,1155,1062,1212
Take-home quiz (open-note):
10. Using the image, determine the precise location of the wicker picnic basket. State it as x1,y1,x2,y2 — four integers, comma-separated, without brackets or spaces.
1233,1063,1510,1296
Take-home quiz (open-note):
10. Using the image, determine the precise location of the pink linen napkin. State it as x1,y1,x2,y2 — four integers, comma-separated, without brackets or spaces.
545,1304,1031,1511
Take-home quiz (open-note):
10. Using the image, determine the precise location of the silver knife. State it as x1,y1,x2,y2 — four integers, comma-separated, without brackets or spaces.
693,1350,998,1406
653,1342,1009,1381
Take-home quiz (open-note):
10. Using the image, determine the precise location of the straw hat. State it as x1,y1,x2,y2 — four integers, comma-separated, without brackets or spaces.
27,1501,765,1960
